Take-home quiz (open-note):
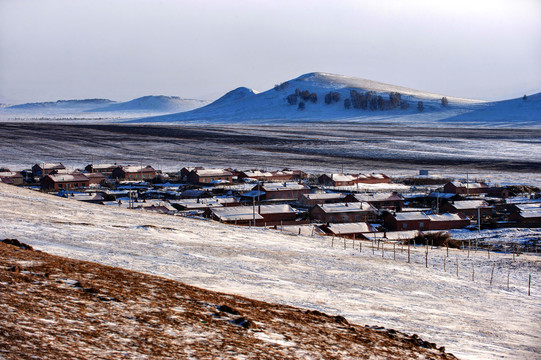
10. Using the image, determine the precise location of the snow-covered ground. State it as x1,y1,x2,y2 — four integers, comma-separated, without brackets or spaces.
0,183,539,360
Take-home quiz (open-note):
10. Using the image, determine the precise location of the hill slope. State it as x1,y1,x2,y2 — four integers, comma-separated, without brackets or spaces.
88,95,210,113
0,183,539,359
133,72,492,125
0,241,456,359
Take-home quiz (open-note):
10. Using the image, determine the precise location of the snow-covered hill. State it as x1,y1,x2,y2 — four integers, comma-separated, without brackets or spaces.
88,95,210,113
131,72,492,125
6,99,114,113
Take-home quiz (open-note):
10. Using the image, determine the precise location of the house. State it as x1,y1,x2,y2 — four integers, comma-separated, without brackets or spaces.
344,192,404,211
0,171,24,186
439,200,492,221
368,230,421,242
180,166,204,179
310,202,378,223
298,192,347,207
40,173,90,191
318,174,358,187
239,169,307,182
111,165,157,181
384,211,431,231
170,198,223,211
427,213,470,230
84,164,118,176
207,204,299,226
252,182,310,202
486,187,510,198
508,203,541,226
32,163,66,177
443,181,489,195
187,169,233,185
85,172,107,186
318,222,375,239
356,173,391,184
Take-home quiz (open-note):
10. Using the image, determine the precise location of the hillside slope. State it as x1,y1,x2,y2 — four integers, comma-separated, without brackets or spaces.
133,72,492,125
0,183,539,359
0,241,456,359
88,95,210,113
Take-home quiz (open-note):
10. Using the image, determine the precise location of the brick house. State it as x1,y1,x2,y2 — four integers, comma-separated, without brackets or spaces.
344,192,404,211
318,174,358,187
187,169,233,185
84,164,118,176
298,192,347,207
40,173,90,191
252,182,310,202
383,211,431,231
356,173,391,184
32,163,66,177
0,171,24,186
208,204,298,226
111,165,157,181
439,200,492,221
427,213,470,230
85,172,107,186
508,203,541,226
310,202,378,223
318,222,375,239
239,170,307,182
443,181,489,195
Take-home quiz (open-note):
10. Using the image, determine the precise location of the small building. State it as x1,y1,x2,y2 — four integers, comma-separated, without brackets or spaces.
32,163,66,177
208,204,298,226
298,192,347,207
85,172,107,186
253,182,310,202
345,192,404,212
40,173,90,191
239,169,307,182
180,166,204,179
508,203,541,226
356,173,391,184
112,165,157,181
318,174,358,187
170,198,223,211
443,181,489,195
318,222,375,239
187,169,233,185
439,200,492,221
383,211,431,231
427,213,470,230
0,171,24,186
310,202,378,223
84,164,118,176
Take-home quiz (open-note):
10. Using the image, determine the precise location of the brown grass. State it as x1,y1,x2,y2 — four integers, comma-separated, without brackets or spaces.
0,242,458,360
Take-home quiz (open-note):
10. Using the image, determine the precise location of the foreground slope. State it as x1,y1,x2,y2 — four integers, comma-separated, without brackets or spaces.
0,183,539,359
0,242,455,359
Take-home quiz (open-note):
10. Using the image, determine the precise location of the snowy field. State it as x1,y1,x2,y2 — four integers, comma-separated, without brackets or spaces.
0,183,539,360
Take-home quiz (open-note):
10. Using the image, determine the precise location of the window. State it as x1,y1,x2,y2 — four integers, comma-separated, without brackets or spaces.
419,222,425,229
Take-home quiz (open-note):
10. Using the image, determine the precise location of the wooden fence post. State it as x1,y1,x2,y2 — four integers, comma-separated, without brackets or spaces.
490,262,495,286
456,256,459,278
382,242,385,258
528,274,531,296
472,264,474,282
444,257,446,272
507,271,510,290
393,243,396,260
407,241,410,263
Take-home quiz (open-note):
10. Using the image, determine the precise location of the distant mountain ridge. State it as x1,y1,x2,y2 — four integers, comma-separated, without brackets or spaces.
88,95,210,113
8,99,114,110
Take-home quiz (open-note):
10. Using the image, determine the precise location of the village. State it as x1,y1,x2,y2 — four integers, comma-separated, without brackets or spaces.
0,162,540,250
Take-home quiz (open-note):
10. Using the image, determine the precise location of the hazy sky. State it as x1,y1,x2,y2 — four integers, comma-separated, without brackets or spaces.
1,0,540,104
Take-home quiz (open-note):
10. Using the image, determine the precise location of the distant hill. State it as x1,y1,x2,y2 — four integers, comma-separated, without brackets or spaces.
88,95,210,113
132,72,487,124
131,72,540,127
7,99,114,111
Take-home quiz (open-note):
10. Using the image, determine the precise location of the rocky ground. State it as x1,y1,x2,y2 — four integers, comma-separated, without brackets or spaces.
0,240,457,360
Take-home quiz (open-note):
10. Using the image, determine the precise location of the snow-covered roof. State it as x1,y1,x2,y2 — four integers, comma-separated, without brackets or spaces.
327,222,374,235
303,193,346,200
211,206,264,221
242,170,274,178
46,173,90,182
428,213,466,222
36,163,65,170
520,210,541,219
326,174,357,182
260,183,308,191
452,200,489,210
514,203,541,212
0,171,22,178
120,165,155,173
394,212,430,221
257,204,296,214
194,169,233,177
318,202,376,213
353,192,403,202
450,181,488,189
171,198,222,209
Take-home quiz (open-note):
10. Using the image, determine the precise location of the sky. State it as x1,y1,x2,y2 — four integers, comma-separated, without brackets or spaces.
0,0,540,104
